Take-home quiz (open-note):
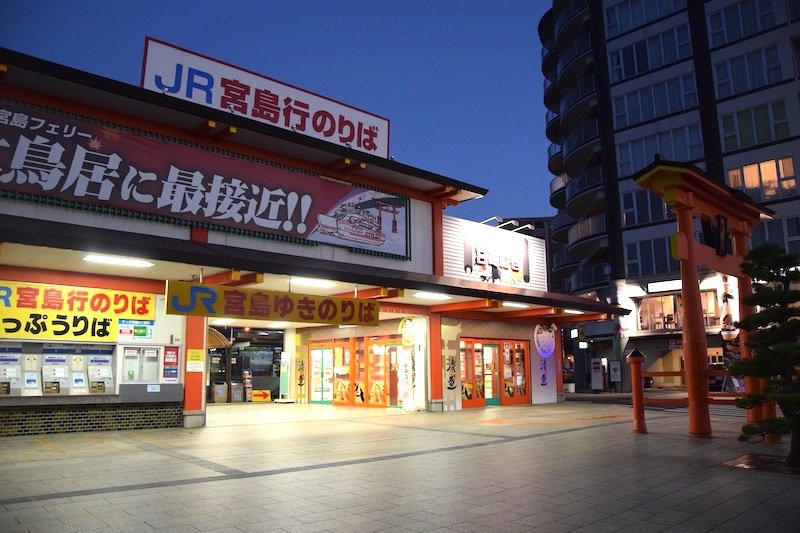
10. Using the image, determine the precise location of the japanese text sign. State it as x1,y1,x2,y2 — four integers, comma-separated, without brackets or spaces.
141,38,390,158
165,280,380,326
0,281,156,342
0,100,409,256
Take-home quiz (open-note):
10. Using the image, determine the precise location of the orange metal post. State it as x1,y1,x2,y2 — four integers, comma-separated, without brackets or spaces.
626,349,647,434
429,313,443,404
674,205,712,436
183,315,206,416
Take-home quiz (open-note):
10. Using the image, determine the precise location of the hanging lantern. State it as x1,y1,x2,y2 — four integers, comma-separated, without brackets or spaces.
720,292,739,341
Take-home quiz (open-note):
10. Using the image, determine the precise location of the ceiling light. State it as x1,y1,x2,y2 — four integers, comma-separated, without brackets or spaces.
502,302,530,309
265,321,290,329
210,318,235,326
564,309,584,315
83,254,154,268
289,277,336,289
413,291,452,301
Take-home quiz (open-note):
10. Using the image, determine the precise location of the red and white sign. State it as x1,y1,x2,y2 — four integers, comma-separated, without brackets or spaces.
141,38,390,158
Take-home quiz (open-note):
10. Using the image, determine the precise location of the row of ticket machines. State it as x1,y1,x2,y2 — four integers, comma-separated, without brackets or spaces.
0,350,115,396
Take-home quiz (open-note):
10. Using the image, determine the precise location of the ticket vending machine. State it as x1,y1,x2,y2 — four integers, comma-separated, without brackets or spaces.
42,354,70,395
21,353,42,396
70,354,89,395
0,350,22,396
87,355,114,394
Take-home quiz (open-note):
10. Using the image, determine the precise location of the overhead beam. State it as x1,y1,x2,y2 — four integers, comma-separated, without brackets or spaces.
203,270,264,286
335,287,404,299
430,299,501,313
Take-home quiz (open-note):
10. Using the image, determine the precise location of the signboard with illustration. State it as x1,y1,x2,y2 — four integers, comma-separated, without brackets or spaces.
0,100,409,257
141,38,390,158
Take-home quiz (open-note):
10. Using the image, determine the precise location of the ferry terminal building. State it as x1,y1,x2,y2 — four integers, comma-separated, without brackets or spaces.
0,43,627,436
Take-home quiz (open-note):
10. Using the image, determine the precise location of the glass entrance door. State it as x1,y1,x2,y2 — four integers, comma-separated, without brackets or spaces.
483,344,500,406
460,340,485,408
501,342,529,405
310,348,333,404
333,344,352,405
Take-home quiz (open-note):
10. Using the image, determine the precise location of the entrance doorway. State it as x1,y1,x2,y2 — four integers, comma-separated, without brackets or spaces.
460,338,530,408
308,335,412,408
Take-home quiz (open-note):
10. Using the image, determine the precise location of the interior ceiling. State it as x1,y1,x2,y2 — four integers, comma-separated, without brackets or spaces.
0,242,526,329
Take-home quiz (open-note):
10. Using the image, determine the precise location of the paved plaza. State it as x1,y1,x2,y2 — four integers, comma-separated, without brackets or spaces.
1,401,798,532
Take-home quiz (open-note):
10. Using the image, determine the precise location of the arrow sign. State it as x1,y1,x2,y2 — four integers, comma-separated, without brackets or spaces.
252,389,272,402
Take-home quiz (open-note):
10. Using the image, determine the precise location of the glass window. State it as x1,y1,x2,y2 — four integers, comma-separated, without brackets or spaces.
737,108,755,147
716,63,731,97
614,96,628,128
760,160,778,199
753,104,772,145
626,243,640,277
640,240,654,276
709,11,724,47
640,86,655,121
636,190,650,224
746,50,765,88
662,29,678,63
764,45,781,83
728,168,743,188
724,5,742,42
653,82,669,115
648,35,664,68
636,40,650,73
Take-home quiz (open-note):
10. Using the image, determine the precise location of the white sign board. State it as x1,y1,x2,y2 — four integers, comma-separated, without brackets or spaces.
141,37,390,158
442,216,548,291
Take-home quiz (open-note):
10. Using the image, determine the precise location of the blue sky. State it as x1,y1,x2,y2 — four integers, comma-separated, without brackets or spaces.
0,0,553,222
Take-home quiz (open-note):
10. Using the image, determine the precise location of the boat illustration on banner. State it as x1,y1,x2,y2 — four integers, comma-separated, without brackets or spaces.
316,196,404,246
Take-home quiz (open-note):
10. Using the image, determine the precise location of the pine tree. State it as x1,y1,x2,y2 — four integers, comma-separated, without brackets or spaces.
729,244,800,468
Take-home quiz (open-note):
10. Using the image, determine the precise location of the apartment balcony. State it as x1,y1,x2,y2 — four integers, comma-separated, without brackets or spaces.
548,142,564,175
567,211,607,258
556,31,592,85
559,74,596,132
546,108,561,140
549,173,567,210
553,0,589,38
562,118,600,176
570,262,611,294
565,165,605,217
551,248,579,275
550,210,575,243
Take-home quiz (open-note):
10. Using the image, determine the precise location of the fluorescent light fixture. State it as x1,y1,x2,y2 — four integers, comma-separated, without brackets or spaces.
338,324,357,329
570,328,578,339
502,302,530,309
265,321,290,329
413,291,452,301
578,341,589,349
647,279,682,293
210,318,235,326
290,277,336,289
83,254,154,268
564,309,584,315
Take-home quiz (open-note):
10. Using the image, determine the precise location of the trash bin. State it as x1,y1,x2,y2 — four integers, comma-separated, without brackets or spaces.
230,382,244,402
212,382,228,403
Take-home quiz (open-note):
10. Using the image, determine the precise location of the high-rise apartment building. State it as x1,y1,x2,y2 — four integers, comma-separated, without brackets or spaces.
539,0,800,390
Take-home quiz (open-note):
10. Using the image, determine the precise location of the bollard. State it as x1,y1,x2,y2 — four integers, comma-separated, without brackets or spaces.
626,348,647,434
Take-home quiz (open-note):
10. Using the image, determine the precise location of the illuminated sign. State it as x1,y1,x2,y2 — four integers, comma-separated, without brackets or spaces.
0,100,409,257
0,281,156,342
141,38,390,158
442,217,547,291
165,280,379,326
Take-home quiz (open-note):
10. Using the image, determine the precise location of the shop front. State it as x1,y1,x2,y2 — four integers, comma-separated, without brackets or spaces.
0,45,627,435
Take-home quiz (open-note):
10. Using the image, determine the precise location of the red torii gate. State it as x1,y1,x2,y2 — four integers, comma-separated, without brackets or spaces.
634,159,773,436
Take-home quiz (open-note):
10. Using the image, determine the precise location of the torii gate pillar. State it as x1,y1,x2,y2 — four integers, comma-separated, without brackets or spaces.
635,159,772,437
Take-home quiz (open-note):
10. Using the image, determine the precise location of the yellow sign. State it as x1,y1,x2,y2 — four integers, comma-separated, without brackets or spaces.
165,280,380,326
186,349,205,373
0,280,156,342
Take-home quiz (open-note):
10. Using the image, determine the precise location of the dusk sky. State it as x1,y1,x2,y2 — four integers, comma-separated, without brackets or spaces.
1,0,554,222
